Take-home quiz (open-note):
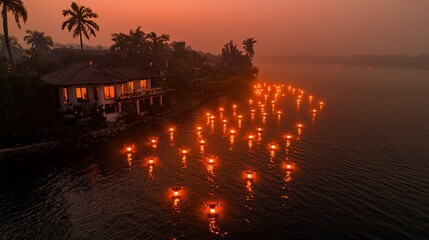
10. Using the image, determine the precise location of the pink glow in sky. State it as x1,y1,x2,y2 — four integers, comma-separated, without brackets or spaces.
8,0,429,55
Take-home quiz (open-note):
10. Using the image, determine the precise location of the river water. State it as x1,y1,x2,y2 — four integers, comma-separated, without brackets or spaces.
1,63,428,239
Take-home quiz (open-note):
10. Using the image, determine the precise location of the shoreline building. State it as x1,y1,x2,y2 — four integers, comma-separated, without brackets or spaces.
42,63,165,121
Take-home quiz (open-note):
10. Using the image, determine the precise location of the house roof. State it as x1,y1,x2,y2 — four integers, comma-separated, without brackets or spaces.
42,63,157,86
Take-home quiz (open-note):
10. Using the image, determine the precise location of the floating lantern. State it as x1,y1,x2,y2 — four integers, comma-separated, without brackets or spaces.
284,162,296,171
210,115,215,120
168,127,175,133
218,107,224,112
232,104,237,109
171,186,182,198
277,110,282,115
262,112,267,116
269,143,278,150
237,114,243,119
284,133,294,140
125,145,134,153
319,101,325,105
207,203,219,216
250,109,256,113
245,170,255,180
206,112,211,117
249,99,253,104
206,155,216,165
296,123,304,128
257,127,263,133
312,109,317,113
222,119,227,124
197,126,203,131
150,137,158,144
180,148,190,155
247,133,255,140
229,129,236,135
199,139,206,145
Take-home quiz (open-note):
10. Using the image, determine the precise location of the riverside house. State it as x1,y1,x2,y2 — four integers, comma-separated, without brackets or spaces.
42,63,165,121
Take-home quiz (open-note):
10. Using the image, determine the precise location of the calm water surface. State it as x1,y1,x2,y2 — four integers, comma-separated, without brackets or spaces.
1,63,428,239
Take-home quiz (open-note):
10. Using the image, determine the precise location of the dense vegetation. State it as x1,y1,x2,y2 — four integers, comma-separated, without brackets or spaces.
0,1,258,148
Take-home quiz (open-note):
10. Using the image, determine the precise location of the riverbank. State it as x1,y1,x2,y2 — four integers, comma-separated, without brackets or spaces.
0,79,253,160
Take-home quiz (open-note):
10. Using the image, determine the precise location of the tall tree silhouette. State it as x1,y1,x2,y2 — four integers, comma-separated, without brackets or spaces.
1,0,27,71
147,32,170,67
24,30,53,54
61,2,99,51
242,38,257,61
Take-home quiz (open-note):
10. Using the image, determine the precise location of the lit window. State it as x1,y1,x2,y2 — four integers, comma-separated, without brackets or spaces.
104,86,115,100
140,80,147,90
121,81,134,93
63,87,69,103
76,87,88,102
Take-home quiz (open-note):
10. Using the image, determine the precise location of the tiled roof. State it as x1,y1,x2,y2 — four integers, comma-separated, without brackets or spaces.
42,63,157,86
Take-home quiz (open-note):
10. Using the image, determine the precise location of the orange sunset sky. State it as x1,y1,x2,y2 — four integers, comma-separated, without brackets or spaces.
8,0,429,56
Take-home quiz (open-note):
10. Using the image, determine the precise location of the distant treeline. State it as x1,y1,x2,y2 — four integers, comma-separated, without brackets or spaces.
259,54,429,69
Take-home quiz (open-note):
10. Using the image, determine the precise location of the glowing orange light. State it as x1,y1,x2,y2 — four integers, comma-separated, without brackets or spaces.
197,126,203,131
249,99,253,104
257,127,263,133
218,107,224,112
222,119,227,124
277,110,282,115
229,129,236,135
284,134,294,140
262,112,267,116
269,143,278,150
125,146,133,152
169,127,175,132
150,137,158,144
251,109,256,113
210,208,216,213
319,101,325,105
312,109,317,113
206,112,211,117
232,104,237,109
245,171,255,180
171,186,182,198
180,148,190,155
248,134,255,140
296,123,304,128
237,114,243,119
210,115,215,120
199,139,206,145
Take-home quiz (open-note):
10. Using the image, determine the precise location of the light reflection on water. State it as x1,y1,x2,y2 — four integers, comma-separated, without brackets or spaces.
1,65,429,239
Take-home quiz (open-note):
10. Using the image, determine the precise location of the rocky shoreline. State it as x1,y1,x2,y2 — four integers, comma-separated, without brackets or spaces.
0,101,199,160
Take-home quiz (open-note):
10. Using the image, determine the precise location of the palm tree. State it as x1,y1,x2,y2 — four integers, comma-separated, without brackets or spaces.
61,2,99,51
0,33,21,56
1,0,27,71
147,32,170,67
24,30,53,54
242,38,257,61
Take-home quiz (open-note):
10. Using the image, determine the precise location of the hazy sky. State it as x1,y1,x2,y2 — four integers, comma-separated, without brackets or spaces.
8,0,429,56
